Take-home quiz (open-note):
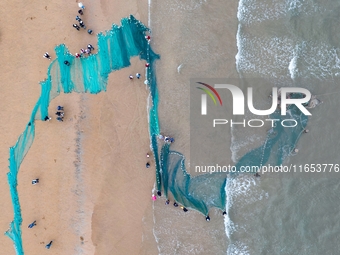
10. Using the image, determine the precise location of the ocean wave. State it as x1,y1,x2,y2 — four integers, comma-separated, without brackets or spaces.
227,241,250,255
161,0,207,12
237,0,287,25
236,0,340,80
236,29,295,78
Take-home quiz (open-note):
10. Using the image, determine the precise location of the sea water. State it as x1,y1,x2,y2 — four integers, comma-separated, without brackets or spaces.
148,0,340,254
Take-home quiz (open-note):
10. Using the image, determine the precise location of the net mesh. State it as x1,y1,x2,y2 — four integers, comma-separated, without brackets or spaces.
5,13,309,254
160,94,308,216
5,15,160,255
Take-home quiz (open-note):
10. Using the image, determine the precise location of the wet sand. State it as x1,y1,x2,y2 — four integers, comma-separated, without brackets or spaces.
145,0,239,253
0,0,157,254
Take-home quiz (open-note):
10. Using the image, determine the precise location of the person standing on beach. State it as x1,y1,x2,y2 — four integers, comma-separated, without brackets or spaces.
28,221,37,228
45,241,53,249
129,75,133,80
73,24,80,31
56,116,63,122
44,116,51,121
76,16,81,22
78,9,84,15
87,29,93,35
181,206,188,212
55,111,64,117
78,2,85,9
79,20,86,29
43,52,51,60
136,73,141,79
56,106,64,121
87,44,94,50
32,179,39,185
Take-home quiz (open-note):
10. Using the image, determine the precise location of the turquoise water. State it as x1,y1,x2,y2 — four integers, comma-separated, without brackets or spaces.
5,15,160,254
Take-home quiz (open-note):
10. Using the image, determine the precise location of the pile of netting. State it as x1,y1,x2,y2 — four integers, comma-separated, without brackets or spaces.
158,94,309,216
5,15,160,255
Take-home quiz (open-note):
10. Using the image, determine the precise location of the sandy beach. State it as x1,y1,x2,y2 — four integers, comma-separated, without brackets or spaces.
0,0,158,254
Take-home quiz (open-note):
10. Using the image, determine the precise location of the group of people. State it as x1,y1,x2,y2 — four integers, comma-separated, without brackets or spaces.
171,198,227,221
72,3,93,34
158,134,175,144
43,3,93,64
55,106,65,122
129,73,141,80
63,44,94,65
154,193,227,221
146,153,151,168
76,44,95,58
43,106,64,122
29,181,53,249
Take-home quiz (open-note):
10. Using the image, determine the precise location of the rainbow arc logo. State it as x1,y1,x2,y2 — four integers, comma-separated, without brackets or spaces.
196,82,223,115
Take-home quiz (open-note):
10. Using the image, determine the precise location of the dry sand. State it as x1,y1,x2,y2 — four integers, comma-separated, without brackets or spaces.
0,0,158,254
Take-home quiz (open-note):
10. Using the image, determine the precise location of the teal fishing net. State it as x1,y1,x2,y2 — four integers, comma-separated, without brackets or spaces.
5,15,160,255
5,13,309,255
160,94,308,216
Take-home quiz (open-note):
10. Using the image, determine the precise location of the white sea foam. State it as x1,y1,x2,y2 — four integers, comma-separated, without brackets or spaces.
237,0,287,25
227,242,250,255
177,64,183,73
297,43,340,80
236,0,339,80
237,0,323,26
225,174,268,254
288,55,298,80
224,178,237,239
235,24,243,76
236,31,295,78
224,176,256,238
236,31,340,80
